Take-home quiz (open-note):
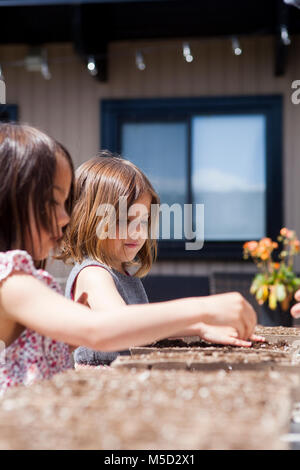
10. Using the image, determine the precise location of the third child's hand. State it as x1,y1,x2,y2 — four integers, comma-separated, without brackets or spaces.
291,289,300,318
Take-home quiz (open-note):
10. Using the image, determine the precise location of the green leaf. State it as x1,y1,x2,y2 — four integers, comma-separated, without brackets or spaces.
276,284,286,302
292,277,300,289
256,286,264,301
250,274,264,295
287,285,295,294
269,290,277,310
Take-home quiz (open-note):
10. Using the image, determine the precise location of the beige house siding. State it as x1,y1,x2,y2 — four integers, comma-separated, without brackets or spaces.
1,36,300,286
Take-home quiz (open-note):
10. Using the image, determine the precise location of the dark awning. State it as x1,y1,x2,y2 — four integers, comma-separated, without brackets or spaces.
1,0,299,45
0,0,166,5
0,0,299,78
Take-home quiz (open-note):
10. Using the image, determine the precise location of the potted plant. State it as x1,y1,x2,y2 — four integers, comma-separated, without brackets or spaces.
243,228,300,326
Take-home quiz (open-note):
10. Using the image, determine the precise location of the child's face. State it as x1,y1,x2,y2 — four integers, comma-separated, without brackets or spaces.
107,192,152,269
26,154,72,260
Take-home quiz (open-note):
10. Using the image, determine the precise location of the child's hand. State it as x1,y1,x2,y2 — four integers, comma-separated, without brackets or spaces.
291,289,300,318
76,292,90,308
202,292,257,340
198,323,252,347
192,323,265,347
249,334,265,342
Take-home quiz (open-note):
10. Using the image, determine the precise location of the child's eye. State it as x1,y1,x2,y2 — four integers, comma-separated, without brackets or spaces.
50,199,60,207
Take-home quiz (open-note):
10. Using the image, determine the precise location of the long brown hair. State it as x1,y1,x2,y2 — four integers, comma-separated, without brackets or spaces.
58,151,160,277
0,123,74,267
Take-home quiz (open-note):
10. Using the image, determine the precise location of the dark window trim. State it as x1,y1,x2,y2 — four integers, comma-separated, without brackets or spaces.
0,104,18,123
100,95,283,261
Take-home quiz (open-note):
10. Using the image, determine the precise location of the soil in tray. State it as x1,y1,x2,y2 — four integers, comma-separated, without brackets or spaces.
0,368,298,450
146,338,292,352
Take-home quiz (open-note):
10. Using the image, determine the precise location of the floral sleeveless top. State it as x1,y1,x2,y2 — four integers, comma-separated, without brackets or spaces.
0,250,72,397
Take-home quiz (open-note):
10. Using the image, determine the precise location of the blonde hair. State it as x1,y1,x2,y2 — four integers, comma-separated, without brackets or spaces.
58,151,160,277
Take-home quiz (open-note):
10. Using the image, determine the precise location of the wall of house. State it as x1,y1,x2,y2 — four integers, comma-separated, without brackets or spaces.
1,35,300,287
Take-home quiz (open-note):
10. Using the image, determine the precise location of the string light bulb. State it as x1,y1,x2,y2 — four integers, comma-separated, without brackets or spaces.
87,56,98,76
183,42,193,62
41,60,51,80
280,25,291,46
136,51,146,70
232,37,242,56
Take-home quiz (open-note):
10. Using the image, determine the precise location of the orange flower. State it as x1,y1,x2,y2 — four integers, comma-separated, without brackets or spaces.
286,229,295,239
243,241,258,253
260,249,270,261
260,237,273,247
254,238,276,261
280,228,288,237
244,229,300,288
293,240,300,253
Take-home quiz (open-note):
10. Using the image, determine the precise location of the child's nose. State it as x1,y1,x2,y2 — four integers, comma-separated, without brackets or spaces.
59,208,70,228
127,219,148,240
137,222,148,239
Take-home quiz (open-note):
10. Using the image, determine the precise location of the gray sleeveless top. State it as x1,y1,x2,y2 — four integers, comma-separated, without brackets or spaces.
65,258,149,366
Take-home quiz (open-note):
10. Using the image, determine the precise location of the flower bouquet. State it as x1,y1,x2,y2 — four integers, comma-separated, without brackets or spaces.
243,229,300,325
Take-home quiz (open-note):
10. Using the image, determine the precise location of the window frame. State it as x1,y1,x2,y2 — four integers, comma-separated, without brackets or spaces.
101,95,283,260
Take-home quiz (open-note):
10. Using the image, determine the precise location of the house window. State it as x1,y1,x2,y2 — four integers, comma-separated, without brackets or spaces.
101,96,282,260
191,114,266,241
122,121,188,240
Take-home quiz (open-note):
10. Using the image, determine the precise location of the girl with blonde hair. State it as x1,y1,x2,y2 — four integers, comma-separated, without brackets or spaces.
61,153,263,368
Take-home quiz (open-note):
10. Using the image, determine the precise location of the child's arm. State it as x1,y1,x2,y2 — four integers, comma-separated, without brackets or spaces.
0,271,257,349
74,267,260,346
74,266,126,311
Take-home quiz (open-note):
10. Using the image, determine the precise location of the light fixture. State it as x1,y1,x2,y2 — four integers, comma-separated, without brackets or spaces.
280,25,291,46
87,56,98,76
24,47,51,80
232,37,242,56
136,51,146,71
41,61,51,80
182,42,193,62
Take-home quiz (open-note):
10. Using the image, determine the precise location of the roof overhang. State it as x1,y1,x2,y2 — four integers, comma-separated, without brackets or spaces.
0,0,299,79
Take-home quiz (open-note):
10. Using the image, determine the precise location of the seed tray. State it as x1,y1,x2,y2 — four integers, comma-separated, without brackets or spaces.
113,349,300,372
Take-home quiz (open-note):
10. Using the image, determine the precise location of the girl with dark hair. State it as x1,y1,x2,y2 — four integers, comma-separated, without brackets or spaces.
0,123,258,396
